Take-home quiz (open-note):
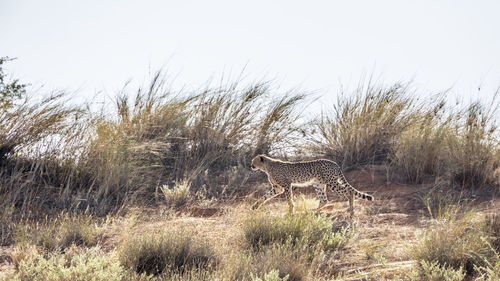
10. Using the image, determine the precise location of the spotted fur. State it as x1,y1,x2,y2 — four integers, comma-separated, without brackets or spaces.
251,154,373,218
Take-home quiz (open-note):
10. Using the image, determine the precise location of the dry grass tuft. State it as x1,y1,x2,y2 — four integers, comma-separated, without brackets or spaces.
161,180,191,208
225,244,309,281
14,213,104,252
118,229,217,275
410,194,499,276
313,82,418,169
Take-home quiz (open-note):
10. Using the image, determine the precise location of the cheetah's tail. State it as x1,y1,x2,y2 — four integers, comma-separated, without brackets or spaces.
339,174,374,201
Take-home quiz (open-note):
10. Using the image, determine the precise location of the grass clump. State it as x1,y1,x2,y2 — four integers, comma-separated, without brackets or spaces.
118,229,216,276
415,260,466,281
14,214,103,252
313,82,417,168
160,180,191,208
447,99,500,188
1,60,307,217
242,209,348,259
410,194,499,277
236,208,349,281
226,243,308,281
389,104,450,184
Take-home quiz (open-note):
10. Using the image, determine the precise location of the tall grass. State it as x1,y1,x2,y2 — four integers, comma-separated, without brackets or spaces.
312,80,499,189
447,97,500,188
0,63,307,220
81,72,307,209
313,82,419,169
389,101,451,183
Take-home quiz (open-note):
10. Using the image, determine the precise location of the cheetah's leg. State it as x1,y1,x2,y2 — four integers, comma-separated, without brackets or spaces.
314,183,328,210
251,185,282,210
284,184,295,213
327,182,353,219
336,178,355,221
349,191,355,221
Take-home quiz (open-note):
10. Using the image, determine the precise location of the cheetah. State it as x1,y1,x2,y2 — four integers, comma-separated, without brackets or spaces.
250,154,373,219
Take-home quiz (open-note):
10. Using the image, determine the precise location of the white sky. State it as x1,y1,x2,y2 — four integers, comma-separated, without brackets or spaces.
1,0,500,107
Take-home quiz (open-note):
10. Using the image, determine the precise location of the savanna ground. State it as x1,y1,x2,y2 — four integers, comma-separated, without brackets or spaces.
0,57,499,280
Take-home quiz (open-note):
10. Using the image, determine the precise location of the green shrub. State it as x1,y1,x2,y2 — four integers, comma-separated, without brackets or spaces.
7,249,142,281
118,229,216,275
418,260,466,281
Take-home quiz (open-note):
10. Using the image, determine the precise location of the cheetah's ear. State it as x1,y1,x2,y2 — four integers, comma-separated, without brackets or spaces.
259,156,264,162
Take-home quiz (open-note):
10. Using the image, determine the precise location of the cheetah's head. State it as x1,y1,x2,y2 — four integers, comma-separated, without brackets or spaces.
251,155,267,171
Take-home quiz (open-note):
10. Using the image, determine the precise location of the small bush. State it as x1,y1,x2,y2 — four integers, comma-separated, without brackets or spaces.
118,229,216,275
7,248,141,281
418,260,466,281
14,214,102,252
161,180,191,208
242,210,348,254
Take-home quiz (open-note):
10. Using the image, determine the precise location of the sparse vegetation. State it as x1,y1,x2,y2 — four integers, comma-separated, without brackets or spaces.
1,57,500,280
